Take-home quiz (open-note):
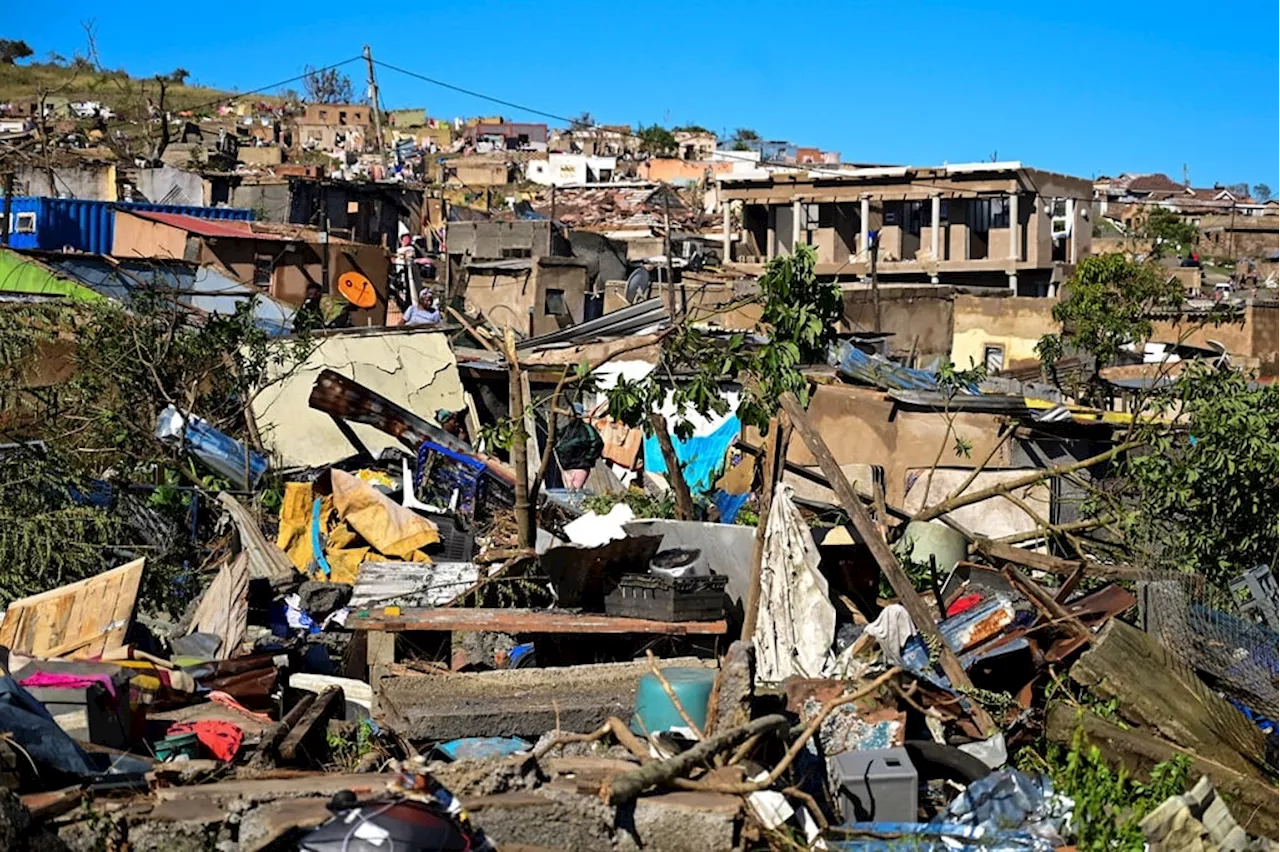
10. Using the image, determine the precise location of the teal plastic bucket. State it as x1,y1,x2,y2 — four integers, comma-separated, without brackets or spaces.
631,667,716,735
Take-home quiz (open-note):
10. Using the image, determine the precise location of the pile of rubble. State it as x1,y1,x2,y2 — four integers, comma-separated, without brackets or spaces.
0,350,1275,852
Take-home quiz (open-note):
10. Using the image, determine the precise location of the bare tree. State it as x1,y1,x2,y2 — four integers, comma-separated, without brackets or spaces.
303,66,354,104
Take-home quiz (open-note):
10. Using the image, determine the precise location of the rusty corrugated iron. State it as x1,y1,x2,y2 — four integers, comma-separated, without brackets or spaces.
307,369,514,485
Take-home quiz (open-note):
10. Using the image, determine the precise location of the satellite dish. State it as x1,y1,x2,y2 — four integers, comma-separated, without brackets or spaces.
624,266,652,304
337,272,377,309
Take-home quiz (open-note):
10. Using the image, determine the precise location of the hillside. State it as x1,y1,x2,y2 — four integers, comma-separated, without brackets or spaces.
0,60,281,117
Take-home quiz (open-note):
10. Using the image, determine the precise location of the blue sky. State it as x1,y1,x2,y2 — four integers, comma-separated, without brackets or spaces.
9,1,1278,187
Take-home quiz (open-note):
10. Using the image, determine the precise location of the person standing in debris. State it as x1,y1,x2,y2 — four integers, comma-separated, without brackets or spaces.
436,408,471,444
403,290,442,326
555,404,604,490
293,283,325,332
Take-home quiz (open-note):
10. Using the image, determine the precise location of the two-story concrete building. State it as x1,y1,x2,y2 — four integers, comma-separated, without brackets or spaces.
295,103,372,153
718,162,1093,295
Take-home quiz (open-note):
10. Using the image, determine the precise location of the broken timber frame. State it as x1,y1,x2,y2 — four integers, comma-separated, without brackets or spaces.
741,412,791,642
777,392,996,734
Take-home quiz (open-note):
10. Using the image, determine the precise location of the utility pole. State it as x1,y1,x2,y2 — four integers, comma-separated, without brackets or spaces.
869,229,881,333
363,45,388,173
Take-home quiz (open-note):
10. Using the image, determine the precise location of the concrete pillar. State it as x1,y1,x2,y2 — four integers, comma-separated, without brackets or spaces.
860,197,870,257
722,202,731,263
930,194,941,261
1008,192,1019,261
1008,273,1018,294
766,207,775,260
1068,201,1078,264
792,200,802,252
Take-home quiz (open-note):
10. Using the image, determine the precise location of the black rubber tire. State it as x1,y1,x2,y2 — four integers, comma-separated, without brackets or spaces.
901,739,994,786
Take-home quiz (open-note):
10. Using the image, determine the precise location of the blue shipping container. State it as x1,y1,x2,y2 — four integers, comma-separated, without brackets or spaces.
1,197,254,255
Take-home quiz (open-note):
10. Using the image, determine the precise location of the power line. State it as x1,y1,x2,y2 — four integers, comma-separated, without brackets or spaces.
372,60,577,126
173,56,365,114
370,58,1101,205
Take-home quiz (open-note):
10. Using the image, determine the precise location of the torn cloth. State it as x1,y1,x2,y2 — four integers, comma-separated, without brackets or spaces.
754,484,835,683
865,603,917,666
167,720,244,762
19,671,117,701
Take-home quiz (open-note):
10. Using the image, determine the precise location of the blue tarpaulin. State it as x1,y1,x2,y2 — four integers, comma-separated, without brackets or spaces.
154,405,269,488
643,416,741,495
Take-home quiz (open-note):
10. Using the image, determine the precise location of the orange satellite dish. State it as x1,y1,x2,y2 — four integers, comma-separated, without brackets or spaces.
337,272,377,309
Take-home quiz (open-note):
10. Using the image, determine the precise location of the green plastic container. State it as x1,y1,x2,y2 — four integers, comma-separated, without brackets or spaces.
631,667,716,736
154,731,200,761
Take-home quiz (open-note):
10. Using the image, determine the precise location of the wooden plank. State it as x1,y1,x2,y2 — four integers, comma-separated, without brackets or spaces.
348,607,728,636
1045,704,1278,838
975,537,1146,580
366,631,397,674
1002,565,1091,644
350,561,479,609
0,558,143,660
776,392,996,734
278,686,344,764
187,553,251,657
1068,619,1268,777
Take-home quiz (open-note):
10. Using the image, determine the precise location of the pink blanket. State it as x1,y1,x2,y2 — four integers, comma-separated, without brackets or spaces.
20,671,117,700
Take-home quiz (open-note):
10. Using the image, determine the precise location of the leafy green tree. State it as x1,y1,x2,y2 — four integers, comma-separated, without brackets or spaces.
0,283,314,610
1118,363,1279,586
1142,207,1198,259
169,67,190,85
605,244,840,437
0,39,33,65
1037,253,1184,397
733,128,760,142
637,124,677,157
1252,183,1273,202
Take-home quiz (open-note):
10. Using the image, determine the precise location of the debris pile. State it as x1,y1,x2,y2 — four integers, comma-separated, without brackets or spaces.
0,308,1274,852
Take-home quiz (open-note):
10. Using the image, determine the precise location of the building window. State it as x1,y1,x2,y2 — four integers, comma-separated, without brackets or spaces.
13,212,36,234
500,247,531,259
991,197,1010,229
906,200,931,236
970,198,1009,233
253,253,274,288
544,288,567,316
318,110,327,121
800,203,821,230
983,344,1005,373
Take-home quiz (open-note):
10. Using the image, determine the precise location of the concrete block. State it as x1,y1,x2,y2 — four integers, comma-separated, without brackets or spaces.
375,658,715,741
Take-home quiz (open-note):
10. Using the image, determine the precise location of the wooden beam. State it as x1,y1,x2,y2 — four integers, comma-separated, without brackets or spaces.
447,306,496,352
348,607,728,635
278,686,344,764
974,537,1145,580
742,414,791,642
1002,565,1090,644
777,392,995,734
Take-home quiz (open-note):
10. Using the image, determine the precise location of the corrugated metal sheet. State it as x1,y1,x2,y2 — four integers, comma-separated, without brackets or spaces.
516,297,667,350
1,197,253,254
832,340,981,394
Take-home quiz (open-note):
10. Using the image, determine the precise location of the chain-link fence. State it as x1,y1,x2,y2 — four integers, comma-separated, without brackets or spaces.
1137,567,1278,721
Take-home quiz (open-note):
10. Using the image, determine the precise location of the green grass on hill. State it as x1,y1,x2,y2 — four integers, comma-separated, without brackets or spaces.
0,61,282,118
